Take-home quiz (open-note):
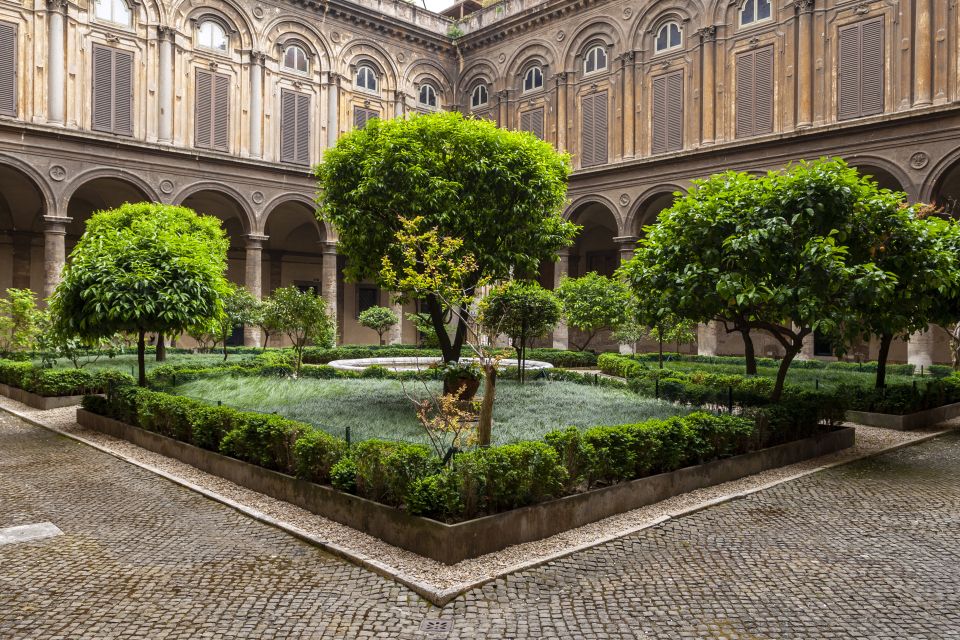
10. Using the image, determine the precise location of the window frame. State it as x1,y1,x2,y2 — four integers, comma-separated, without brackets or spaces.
196,19,229,53
282,43,310,75
93,0,133,27
654,21,683,54
470,83,489,109
583,45,608,76
523,65,544,93
739,0,772,27
418,82,439,109
355,64,379,94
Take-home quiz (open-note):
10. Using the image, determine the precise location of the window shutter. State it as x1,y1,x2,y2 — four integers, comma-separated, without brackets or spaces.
295,92,310,165
860,18,884,116
195,70,229,151
651,75,667,154
594,91,608,166
736,46,773,138
113,48,133,136
837,24,861,120
195,69,213,148
353,106,378,129
212,73,230,151
280,90,296,163
92,45,114,133
653,72,683,154
520,107,544,140
735,51,754,138
580,93,596,167
0,21,16,117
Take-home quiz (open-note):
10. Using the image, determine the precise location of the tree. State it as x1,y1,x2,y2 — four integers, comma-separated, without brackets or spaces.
256,296,282,351
316,111,577,363
268,286,335,375
478,280,561,382
50,203,229,386
358,306,399,345
216,284,260,360
555,272,630,351
0,288,42,354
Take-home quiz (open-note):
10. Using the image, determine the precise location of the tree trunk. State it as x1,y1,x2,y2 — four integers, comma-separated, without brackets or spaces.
875,333,893,389
156,334,166,362
658,334,664,369
771,346,799,403
477,365,496,446
741,328,757,375
425,294,467,362
223,337,228,361
262,331,270,352
137,329,147,387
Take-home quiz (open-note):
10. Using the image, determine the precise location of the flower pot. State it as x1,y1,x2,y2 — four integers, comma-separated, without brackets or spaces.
444,376,480,400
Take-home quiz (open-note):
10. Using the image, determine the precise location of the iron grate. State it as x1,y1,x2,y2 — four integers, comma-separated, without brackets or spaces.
419,618,453,634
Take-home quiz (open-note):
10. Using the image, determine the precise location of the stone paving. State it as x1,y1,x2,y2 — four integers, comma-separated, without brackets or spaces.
2,411,960,639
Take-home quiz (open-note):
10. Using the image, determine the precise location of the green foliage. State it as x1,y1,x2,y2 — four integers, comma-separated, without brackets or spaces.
555,272,630,351
294,429,349,484
265,286,335,375
0,289,42,354
334,440,440,507
479,280,561,381
0,359,130,396
358,306,399,345
216,284,260,358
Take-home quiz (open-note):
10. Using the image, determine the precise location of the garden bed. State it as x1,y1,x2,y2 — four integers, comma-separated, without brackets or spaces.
77,408,853,564
0,383,88,410
846,402,960,430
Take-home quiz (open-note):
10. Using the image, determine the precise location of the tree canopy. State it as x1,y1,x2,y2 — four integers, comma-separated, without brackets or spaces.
51,203,229,385
267,285,335,375
555,272,630,351
316,111,577,362
359,306,399,345
478,280,561,382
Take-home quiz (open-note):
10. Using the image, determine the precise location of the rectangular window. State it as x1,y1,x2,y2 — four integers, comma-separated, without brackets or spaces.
838,17,884,120
520,107,545,140
195,69,230,151
580,91,608,168
357,285,378,317
353,106,379,130
91,44,133,136
280,89,310,165
736,46,774,138
0,21,16,117
651,72,683,154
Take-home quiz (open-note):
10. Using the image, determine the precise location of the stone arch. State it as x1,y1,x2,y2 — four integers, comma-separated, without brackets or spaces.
406,60,453,107
627,185,685,235
562,18,625,71
565,196,622,277
261,198,326,296
63,167,161,211
173,0,257,51
923,150,960,216
0,154,55,226
64,173,157,252
0,159,52,292
507,40,558,86
846,157,913,197
261,19,332,71
339,40,400,93
632,1,702,51
175,184,253,239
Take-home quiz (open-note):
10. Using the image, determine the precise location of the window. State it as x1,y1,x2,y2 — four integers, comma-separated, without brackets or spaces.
418,83,438,109
283,44,309,74
583,45,607,75
651,71,683,154
357,285,378,316
355,65,378,93
194,68,230,151
0,21,16,117
197,20,227,52
735,46,774,138
520,108,544,140
280,89,310,165
580,91,608,167
655,22,682,52
471,84,488,108
740,0,771,26
523,66,543,92
838,18,884,120
94,0,132,26
353,105,378,129
92,44,133,136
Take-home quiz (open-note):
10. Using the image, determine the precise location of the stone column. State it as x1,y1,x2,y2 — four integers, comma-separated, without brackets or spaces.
326,73,340,148
498,90,509,128
621,53,636,158
914,0,933,106
554,73,567,151
244,234,267,347
795,0,814,128
698,26,717,143
394,90,405,119
249,52,265,159
46,0,67,125
321,242,339,345
697,321,723,356
798,332,816,359
552,249,570,350
907,325,937,368
614,235,638,264
157,27,175,143
42,216,70,299
388,295,404,345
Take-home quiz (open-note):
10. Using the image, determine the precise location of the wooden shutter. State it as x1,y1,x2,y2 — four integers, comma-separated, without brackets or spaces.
113,49,133,136
92,45,133,136
652,72,683,154
353,106,378,129
0,21,16,117
194,69,212,147
212,73,229,151
581,93,596,167
195,69,229,151
280,89,310,165
736,46,774,138
838,18,884,120
580,92,608,168
520,107,544,139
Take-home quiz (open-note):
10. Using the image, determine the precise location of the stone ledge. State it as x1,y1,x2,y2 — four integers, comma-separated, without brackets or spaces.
0,383,86,410
846,401,960,431
77,408,854,565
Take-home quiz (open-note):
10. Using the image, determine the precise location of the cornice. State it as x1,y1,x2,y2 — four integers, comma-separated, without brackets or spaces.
457,0,607,52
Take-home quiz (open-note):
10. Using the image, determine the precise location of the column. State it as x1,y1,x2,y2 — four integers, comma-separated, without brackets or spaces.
46,0,66,125
244,234,267,348
498,90,509,128
554,73,567,150
249,52,265,159
914,0,933,106
157,27,174,143
326,73,340,148
42,216,70,299
321,242,339,345
697,321,723,356
907,325,937,368
388,295,404,345
621,53,636,158
552,249,570,350
795,0,814,128
699,26,717,143
798,332,815,359
394,90,405,119
614,235,638,263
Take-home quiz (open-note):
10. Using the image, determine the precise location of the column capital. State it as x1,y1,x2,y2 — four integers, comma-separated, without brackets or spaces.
250,51,267,66
157,25,176,41
326,71,343,86
613,235,639,246
42,215,71,233
46,0,68,13
553,71,568,85
697,25,717,42
245,233,268,249
794,0,814,13
319,240,338,255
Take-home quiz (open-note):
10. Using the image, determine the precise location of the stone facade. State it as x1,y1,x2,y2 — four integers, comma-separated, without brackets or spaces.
0,0,958,361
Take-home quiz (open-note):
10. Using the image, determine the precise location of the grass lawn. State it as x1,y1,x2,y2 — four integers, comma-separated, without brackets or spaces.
35,352,256,375
172,377,689,445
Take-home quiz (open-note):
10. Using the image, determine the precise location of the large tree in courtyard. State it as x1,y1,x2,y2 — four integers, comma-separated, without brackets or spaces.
316,111,577,362
50,203,229,386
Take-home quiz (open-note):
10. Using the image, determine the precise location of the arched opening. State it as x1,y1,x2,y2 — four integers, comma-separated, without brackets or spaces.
0,164,46,292
179,189,248,283
66,177,153,253
569,201,619,277
931,159,960,218
632,191,677,237
850,164,905,194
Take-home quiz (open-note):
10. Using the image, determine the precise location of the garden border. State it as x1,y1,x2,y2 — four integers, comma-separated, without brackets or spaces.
845,401,960,430
77,408,853,565
0,383,87,410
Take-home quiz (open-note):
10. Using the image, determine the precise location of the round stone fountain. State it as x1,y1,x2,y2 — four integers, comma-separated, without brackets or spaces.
327,356,554,373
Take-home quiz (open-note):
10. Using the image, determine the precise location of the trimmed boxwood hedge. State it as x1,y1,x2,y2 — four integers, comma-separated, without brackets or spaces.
0,359,132,397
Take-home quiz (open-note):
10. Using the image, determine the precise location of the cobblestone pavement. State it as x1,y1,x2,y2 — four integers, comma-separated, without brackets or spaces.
2,412,960,639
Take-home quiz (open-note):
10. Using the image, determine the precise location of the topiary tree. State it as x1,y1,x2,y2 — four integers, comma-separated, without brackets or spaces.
216,283,260,360
478,280,561,382
555,272,630,351
268,285,335,375
358,305,399,345
316,111,577,363
0,288,42,355
50,203,229,386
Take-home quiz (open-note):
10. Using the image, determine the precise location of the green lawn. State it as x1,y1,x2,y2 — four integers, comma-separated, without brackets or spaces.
172,377,689,445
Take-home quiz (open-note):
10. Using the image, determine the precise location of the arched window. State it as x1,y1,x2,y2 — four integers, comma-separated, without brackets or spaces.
355,64,378,93
471,84,488,108
655,22,683,52
197,20,228,52
523,66,544,92
94,0,132,26
740,0,772,26
583,45,608,74
283,44,309,73
418,83,438,108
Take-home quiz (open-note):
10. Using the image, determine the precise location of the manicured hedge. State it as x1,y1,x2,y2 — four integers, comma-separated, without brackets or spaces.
626,351,917,375
840,376,960,414
0,359,131,397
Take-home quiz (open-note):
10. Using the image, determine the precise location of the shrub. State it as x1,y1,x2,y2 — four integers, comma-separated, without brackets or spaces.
525,349,598,368
0,359,131,396
294,429,348,484
330,457,358,493
344,440,439,507
219,413,306,474
543,426,595,490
